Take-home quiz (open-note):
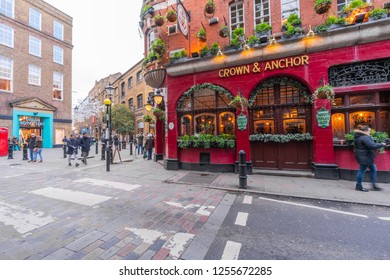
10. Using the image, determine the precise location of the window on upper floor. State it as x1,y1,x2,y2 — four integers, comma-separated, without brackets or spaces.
128,76,133,88
53,71,63,100
137,94,143,109
53,20,64,40
230,1,245,34
0,23,13,48
281,0,299,20
28,64,41,86
121,82,125,97
136,71,143,83
147,27,158,53
336,0,369,15
254,0,270,25
0,0,14,18
0,55,13,92
29,8,42,31
29,36,41,57
53,46,64,64
128,98,134,108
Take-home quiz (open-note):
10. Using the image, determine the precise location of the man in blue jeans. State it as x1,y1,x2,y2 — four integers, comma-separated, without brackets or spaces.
354,125,387,192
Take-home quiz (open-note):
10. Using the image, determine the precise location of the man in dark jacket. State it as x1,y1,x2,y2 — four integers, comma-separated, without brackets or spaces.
354,125,386,192
144,133,154,160
79,133,91,165
26,133,36,162
64,135,79,167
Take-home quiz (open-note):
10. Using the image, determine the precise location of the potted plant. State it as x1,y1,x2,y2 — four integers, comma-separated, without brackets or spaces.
314,0,332,15
232,27,245,41
255,22,272,36
141,5,154,18
218,25,229,38
151,38,166,56
197,27,207,42
166,9,177,22
246,35,259,47
152,107,165,120
229,95,249,109
209,42,219,55
282,13,302,30
154,15,165,26
369,8,388,20
204,0,216,15
325,15,346,29
312,84,335,104
315,24,329,33
228,37,241,50
143,115,153,123
199,45,210,57
282,24,302,39
169,49,188,63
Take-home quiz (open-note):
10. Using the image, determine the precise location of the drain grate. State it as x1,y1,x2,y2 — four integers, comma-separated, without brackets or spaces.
8,163,22,166
178,172,218,185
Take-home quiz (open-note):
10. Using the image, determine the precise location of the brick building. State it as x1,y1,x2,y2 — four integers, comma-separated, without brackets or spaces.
140,0,390,182
0,0,73,148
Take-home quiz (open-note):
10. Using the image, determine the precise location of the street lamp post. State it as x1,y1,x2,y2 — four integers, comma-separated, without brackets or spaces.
105,83,115,171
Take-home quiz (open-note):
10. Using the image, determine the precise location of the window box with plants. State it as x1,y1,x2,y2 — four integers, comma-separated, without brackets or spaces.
368,8,389,20
169,49,188,63
246,35,259,47
282,14,302,31
209,43,220,56
166,9,177,22
178,134,236,149
281,24,302,39
204,0,216,15
249,133,313,143
199,45,210,58
255,22,272,37
314,0,332,15
197,27,207,42
325,15,346,30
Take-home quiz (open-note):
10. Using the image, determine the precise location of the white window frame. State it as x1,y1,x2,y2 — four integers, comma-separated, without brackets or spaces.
28,64,41,86
136,71,143,83
281,0,300,20
336,0,369,15
53,45,64,64
167,24,177,35
53,71,63,101
29,36,41,57
147,27,158,52
229,1,245,34
53,20,64,40
0,0,14,18
0,23,13,48
0,55,13,92
254,0,271,26
29,7,42,31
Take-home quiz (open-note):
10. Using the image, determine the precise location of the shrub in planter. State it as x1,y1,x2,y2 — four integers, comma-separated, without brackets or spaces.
369,8,388,20
209,43,219,55
199,45,210,57
232,27,245,41
151,38,166,56
169,49,188,63
314,0,332,15
154,15,165,26
284,13,302,28
204,0,216,15
246,35,259,47
255,22,272,36
315,23,329,33
197,27,207,42
218,25,229,38
166,9,177,22
228,37,241,50
282,24,302,39
325,15,346,28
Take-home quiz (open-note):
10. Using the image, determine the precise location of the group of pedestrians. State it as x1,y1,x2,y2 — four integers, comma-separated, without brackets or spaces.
135,133,154,160
25,133,43,163
62,132,92,167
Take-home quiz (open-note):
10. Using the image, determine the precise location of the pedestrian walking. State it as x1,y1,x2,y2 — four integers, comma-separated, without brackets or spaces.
12,137,20,151
26,133,36,162
144,133,154,160
354,125,387,192
32,136,43,162
63,134,79,167
79,132,92,165
137,134,144,154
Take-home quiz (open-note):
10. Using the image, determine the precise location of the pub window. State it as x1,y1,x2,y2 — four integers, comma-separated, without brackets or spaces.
254,0,270,26
350,94,374,105
379,92,390,104
177,85,235,136
331,113,346,140
379,110,390,133
349,111,375,130
230,1,245,34
281,0,300,20
333,95,344,107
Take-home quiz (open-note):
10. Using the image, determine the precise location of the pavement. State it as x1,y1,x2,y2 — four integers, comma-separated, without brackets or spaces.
3,144,390,208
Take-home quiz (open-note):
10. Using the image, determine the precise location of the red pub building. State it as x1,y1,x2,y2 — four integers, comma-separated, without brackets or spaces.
140,0,390,182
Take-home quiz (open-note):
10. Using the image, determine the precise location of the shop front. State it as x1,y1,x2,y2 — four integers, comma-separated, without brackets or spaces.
155,22,390,181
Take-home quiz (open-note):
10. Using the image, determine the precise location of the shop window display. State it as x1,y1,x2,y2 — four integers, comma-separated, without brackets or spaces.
349,111,375,130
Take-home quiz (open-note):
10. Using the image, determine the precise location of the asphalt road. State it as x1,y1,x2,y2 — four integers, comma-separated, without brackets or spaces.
205,193,390,260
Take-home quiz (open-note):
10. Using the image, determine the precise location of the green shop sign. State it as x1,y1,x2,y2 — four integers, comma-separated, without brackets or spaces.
316,107,330,128
237,114,248,131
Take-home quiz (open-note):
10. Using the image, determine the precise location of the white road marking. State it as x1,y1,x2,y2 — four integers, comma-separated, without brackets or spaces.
124,228,168,244
235,212,249,226
243,195,253,205
165,202,200,209
221,241,242,260
378,217,390,221
4,174,24,178
73,178,142,191
0,201,56,234
30,187,111,206
163,232,195,259
165,202,215,216
196,205,216,216
258,197,368,218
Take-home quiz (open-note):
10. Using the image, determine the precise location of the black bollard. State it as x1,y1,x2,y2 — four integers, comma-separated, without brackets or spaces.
129,141,133,155
238,150,247,189
122,140,126,150
22,143,28,160
63,144,67,158
101,141,106,160
7,141,13,159
95,139,99,155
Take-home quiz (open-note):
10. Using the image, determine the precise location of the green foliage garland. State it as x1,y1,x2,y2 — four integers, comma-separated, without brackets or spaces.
249,133,313,143
178,134,235,149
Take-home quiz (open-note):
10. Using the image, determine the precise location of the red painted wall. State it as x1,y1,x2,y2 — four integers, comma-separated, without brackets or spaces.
179,148,235,164
335,149,390,170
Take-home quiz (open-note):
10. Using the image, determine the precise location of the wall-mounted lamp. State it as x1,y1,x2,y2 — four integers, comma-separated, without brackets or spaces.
307,25,314,37
33,112,38,116
217,47,223,56
153,89,163,105
144,98,153,111
269,33,276,45
243,43,250,51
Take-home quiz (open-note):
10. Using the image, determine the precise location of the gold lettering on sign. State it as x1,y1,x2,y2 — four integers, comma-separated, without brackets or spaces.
219,65,250,77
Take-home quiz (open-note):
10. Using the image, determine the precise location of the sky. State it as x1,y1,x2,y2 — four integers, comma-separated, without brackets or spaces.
44,0,145,105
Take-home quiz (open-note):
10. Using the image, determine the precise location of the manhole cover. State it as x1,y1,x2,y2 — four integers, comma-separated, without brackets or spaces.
179,172,218,185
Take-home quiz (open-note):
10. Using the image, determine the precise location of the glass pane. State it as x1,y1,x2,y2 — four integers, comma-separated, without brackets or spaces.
195,114,215,135
379,111,390,133
379,92,390,104
349,111,375,130
350,94,374,105
219,112,235,135
283,119,306,134
333,96,344,107
332,113,346,141
254,120,274,134
181,115,192,136
194,88,216,110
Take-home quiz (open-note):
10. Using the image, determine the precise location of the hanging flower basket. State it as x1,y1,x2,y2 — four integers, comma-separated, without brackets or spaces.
204,0,216,15
143,115,153,123
228,96,249,109
166,10,177,22
218,25,229,38
153,108,165,120
154,15,165,26
312,85,335,105
315,2,332,15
